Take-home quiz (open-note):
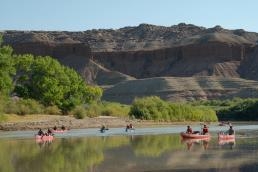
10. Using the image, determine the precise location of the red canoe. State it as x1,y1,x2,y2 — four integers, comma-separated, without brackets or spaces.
52,129,68,133
180,132,211,139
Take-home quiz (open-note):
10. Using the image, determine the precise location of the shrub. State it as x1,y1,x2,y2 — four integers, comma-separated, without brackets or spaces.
129,96,217,122
44,105,62,115
72,105,87,119
84,102,101,118
4,98,43,115
101,102,130,117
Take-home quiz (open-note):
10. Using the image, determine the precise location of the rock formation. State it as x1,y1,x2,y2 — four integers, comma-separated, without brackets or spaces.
2,23,258,103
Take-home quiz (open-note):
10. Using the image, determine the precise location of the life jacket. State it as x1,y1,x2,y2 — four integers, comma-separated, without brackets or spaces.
203,127,208,134
187,128,192,133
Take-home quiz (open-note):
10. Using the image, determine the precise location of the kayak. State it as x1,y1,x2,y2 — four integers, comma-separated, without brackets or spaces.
125,128,135,132
180,132,211,139
35,135,54,141
100,128,109,133
218,133,235,140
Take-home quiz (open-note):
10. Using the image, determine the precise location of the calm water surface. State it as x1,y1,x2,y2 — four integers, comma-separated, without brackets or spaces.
1,123,258,172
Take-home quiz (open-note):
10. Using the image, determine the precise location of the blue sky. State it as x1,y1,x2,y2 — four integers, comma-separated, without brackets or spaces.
1,0,257,32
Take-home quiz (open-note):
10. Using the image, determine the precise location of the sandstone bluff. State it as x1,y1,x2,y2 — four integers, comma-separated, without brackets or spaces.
2,23,258,103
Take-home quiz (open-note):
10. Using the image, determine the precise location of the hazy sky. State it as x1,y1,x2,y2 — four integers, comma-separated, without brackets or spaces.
1,0,257,32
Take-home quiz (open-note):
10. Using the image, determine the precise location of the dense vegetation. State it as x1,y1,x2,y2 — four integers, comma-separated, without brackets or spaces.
217,99,258,121
13,54,102,113
129,96,218,122
0,36,102,115
191,98,258,121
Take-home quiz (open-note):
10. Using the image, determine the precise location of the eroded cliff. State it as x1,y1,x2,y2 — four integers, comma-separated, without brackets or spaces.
2,23,258,103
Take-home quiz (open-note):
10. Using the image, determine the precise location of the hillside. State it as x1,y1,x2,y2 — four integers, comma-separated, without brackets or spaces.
103,76,258,104
2,23,258,103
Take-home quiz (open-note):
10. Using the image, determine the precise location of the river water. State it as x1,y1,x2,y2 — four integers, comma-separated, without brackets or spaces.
1,123,258,172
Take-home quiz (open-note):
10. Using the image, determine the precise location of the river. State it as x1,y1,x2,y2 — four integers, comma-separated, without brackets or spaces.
0,123,258,172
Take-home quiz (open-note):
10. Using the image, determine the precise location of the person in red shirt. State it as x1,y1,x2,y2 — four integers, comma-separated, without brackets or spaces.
186,125,193,134
202,125,209,135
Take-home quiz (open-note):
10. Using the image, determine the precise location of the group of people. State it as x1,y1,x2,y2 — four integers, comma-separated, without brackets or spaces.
38,125,67,136
37,128,53,136
53,125,66,131
100,123,135,133
186,124,209,135
125,123,134,132
186,124,234,135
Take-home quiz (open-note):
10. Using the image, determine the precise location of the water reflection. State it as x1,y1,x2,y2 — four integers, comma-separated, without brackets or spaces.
132,135,183,157
36,139,53,148
0,137,129,172
181,138,210,150
218,138,236,149
1,132,258,171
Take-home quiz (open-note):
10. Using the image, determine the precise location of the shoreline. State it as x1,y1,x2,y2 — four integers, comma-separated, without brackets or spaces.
0,114,208,131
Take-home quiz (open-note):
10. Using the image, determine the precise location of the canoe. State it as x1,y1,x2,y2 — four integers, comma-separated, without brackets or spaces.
35,135,54,141
218,133,235,140
180,132,211,139
52,129,67,133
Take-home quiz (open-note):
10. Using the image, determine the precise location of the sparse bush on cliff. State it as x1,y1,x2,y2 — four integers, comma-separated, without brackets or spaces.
129,96,217,122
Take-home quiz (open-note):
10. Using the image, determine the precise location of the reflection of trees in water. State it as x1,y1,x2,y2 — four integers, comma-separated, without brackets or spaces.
132,135,183,157
0,136,130,172
2,136,258,172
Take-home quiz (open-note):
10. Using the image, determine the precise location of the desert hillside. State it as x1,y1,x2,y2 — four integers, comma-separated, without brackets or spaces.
2,23,258,103
103,76,258,103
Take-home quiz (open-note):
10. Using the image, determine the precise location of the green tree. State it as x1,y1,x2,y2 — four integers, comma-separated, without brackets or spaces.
0,35,15,95
14,55,102,113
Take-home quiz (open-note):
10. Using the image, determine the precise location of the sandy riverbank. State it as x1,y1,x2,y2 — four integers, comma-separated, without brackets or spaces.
0,114,199,131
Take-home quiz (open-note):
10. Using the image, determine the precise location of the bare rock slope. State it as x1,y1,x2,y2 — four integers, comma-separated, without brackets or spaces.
2,23,258,103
